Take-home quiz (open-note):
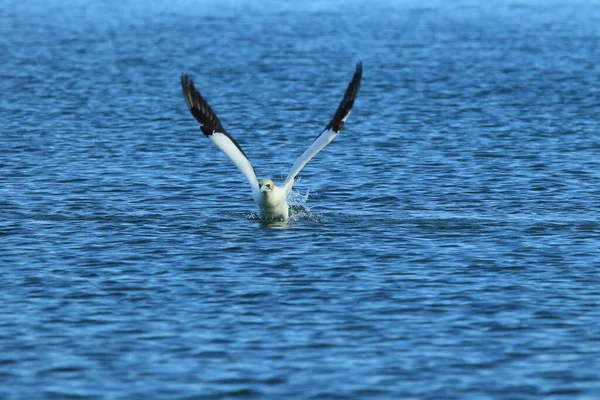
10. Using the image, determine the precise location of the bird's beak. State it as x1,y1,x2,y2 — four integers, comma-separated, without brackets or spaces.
260,186,270,193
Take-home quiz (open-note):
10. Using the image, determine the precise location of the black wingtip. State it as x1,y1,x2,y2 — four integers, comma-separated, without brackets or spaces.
180,72,192,91
180,72,255,164
325,61,363,133
180,72,227,137
181,72,195,110
353,60,363,97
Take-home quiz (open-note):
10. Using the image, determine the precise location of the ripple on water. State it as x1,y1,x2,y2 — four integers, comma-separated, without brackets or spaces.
2,0,600,399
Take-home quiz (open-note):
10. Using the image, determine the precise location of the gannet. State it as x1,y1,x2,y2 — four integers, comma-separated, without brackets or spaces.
181,62,362,220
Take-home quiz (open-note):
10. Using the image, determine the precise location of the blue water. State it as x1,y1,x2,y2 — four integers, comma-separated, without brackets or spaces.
2,0,600,398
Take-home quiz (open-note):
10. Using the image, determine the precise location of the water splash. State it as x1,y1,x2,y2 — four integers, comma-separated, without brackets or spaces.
242,188,323,224
287,188,323,222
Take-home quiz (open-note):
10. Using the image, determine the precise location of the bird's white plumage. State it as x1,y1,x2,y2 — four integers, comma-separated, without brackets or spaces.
210,132,259,190
181,62,362,220
253,179,288,219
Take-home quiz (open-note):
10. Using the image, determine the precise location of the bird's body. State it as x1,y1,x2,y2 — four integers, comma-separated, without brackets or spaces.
253,178,289,220
181,62,362,220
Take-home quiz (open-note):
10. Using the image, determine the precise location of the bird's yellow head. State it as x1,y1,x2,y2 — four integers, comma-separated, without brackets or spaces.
259,178,274,195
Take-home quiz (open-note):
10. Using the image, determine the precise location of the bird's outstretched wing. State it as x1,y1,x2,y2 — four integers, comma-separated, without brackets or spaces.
181,74,259,190
282,62,362,193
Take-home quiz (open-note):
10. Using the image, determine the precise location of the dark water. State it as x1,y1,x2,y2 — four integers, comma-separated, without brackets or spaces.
2,0,600,398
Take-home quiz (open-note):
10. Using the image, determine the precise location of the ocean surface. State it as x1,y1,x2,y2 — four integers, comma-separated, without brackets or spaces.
2,0,600,398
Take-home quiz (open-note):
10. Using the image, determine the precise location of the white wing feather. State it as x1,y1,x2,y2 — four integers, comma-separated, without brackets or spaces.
282,129,338,192
210,132,259,189
282,62,362,193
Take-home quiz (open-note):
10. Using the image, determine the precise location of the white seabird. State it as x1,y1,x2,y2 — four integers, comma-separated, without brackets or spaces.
181,62,362,220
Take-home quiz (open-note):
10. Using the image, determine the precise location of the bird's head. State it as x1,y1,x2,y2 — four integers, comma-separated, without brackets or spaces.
259,178,275,195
